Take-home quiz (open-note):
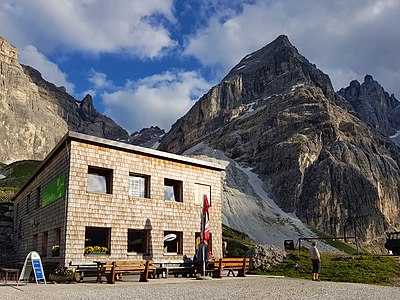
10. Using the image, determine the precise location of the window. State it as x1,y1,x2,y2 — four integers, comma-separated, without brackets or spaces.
85,227,111,253
52,228,61,257
36,186,41,209
163,231,183,254
129,174,150,198
195,232,212,254
164,179,183,202
195,184,211,206
87,167,113,194
42,231,48,257
32,234,38,251
26,194,30,215
127,230,148,253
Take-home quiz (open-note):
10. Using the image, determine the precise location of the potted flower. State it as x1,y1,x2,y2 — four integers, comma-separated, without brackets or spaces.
51,245,60,257
84,246,108,255
49,267,79,282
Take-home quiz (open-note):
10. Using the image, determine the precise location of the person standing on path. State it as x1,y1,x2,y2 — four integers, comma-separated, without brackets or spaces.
309,241,321,281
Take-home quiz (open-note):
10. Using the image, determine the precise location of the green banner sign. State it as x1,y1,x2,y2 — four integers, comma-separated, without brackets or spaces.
42,175,65,207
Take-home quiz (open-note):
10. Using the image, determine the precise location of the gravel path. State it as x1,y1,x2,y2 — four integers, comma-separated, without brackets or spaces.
1,275,399,300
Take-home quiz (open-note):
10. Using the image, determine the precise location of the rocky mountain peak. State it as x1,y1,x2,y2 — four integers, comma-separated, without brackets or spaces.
364,74,374,83
0,36,18,63
78,94,99,119
130,126,165,148
159,35,336,154
223,35,335,102
0,36,130,163
160,35,400,247
339,74,400,136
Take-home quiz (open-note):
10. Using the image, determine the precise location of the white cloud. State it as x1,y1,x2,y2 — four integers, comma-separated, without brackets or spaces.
19,45,75,94
185,0,400,96
101,71,213,132
0,0,176,58
88,70,114,90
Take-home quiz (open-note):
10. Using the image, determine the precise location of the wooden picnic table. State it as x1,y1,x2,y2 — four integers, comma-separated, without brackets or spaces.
0,267,19,284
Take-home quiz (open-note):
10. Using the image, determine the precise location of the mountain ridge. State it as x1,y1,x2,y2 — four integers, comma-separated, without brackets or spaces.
159,35,400,248
0,36,130,163
2,34,400,250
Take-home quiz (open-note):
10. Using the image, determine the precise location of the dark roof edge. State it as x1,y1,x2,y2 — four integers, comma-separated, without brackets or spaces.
67,131,225,171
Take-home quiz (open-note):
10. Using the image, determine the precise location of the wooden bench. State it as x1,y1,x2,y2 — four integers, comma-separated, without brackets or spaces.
104,260,154,284
69,261,98,282
212,258,250,278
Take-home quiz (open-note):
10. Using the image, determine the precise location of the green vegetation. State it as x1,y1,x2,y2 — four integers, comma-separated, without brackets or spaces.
310,228,360,255
256,250,400,286
0,160,41,188
0,160,41,202
222,224,255,257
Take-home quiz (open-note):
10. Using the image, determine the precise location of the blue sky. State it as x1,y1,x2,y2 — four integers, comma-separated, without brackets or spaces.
1,0,400,133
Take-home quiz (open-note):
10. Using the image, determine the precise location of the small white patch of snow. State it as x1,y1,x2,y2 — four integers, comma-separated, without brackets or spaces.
246,102,255,113
0,174,5,179
244,54,253,60
236,65,246,71
290,84,304,92
389,130,400,139
76,101,81,108
151,141,160,149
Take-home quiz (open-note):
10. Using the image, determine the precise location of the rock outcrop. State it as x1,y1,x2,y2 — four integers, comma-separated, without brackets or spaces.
0,36,130,163
338,75,400,137
130,126,165,148
159,35,400,247
246,244,286,271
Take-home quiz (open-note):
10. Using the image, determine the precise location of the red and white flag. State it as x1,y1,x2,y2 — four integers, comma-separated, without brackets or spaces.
201,194,210,244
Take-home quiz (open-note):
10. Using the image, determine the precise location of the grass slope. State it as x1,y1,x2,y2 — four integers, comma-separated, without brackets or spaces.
258,250,400,286
0,160,41,202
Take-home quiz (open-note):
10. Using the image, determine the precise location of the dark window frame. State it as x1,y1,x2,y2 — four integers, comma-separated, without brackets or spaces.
127,229,149,254
163,231,183,254
129,173,150,199
32,234,38,251
87,166,113,194
35,186,41,209
84,226,111,254
164,179,183,202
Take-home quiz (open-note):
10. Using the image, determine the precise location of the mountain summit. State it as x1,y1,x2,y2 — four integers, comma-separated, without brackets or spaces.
0,36,130,163
160,35,400,247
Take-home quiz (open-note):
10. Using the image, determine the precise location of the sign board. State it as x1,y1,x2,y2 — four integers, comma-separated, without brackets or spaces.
19,251,47,285
42,175,65,207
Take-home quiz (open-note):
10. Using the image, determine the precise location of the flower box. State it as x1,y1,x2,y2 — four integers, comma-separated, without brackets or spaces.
87,251,107,255
84,246,109,255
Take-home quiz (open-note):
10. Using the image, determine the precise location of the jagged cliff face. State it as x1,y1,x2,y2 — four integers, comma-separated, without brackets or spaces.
0,37,68,163
0,37,130,163
160,35,400,246
338,75,400,137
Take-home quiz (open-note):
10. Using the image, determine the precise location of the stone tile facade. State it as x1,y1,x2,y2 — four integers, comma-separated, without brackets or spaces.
13,132,224,266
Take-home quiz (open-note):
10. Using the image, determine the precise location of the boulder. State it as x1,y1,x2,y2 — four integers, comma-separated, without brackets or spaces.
246,244,286,271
